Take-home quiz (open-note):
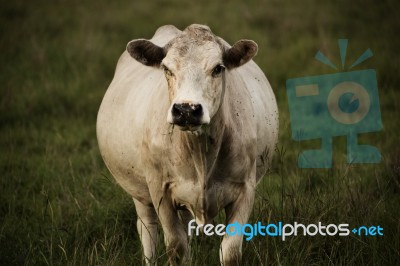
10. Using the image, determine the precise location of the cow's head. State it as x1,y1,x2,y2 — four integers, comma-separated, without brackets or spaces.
127,24,257,132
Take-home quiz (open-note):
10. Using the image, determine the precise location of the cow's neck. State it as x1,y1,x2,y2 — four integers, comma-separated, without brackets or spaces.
167,80,233,223
176,96,227,185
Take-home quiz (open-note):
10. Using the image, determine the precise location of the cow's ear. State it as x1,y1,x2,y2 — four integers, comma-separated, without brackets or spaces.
223,40,258,69
126,39,165,67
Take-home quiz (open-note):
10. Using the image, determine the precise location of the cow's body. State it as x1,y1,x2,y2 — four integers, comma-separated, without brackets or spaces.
97,24,278,265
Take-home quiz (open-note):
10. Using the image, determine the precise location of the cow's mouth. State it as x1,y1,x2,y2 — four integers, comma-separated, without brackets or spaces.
175,124,202,132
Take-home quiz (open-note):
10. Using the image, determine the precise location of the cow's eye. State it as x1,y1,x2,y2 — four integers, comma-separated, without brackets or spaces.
212,64,225,77
162,65,174,77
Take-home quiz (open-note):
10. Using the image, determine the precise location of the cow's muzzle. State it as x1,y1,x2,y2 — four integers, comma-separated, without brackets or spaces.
171,103,203,130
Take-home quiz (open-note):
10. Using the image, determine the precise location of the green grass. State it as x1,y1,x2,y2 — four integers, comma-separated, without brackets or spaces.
1,0,399,265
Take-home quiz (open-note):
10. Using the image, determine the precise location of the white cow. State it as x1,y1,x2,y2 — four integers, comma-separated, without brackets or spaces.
97,24,278,265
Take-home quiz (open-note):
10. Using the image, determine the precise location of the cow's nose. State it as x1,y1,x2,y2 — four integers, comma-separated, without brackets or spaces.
171,103,203,126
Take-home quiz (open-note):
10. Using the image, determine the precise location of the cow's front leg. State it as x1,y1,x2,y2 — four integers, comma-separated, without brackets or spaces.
220,179,256,266
150,185,189,265
133,198,158,265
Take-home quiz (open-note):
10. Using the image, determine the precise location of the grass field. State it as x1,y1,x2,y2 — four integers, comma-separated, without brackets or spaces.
1,0,399,265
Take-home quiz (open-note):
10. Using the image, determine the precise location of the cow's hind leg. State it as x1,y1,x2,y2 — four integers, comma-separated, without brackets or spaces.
220,179,256,265
152,195,189,265
133,198,158,265
178,208,194,258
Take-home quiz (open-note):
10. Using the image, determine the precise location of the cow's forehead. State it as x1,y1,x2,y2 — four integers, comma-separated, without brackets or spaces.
164,25,224,67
